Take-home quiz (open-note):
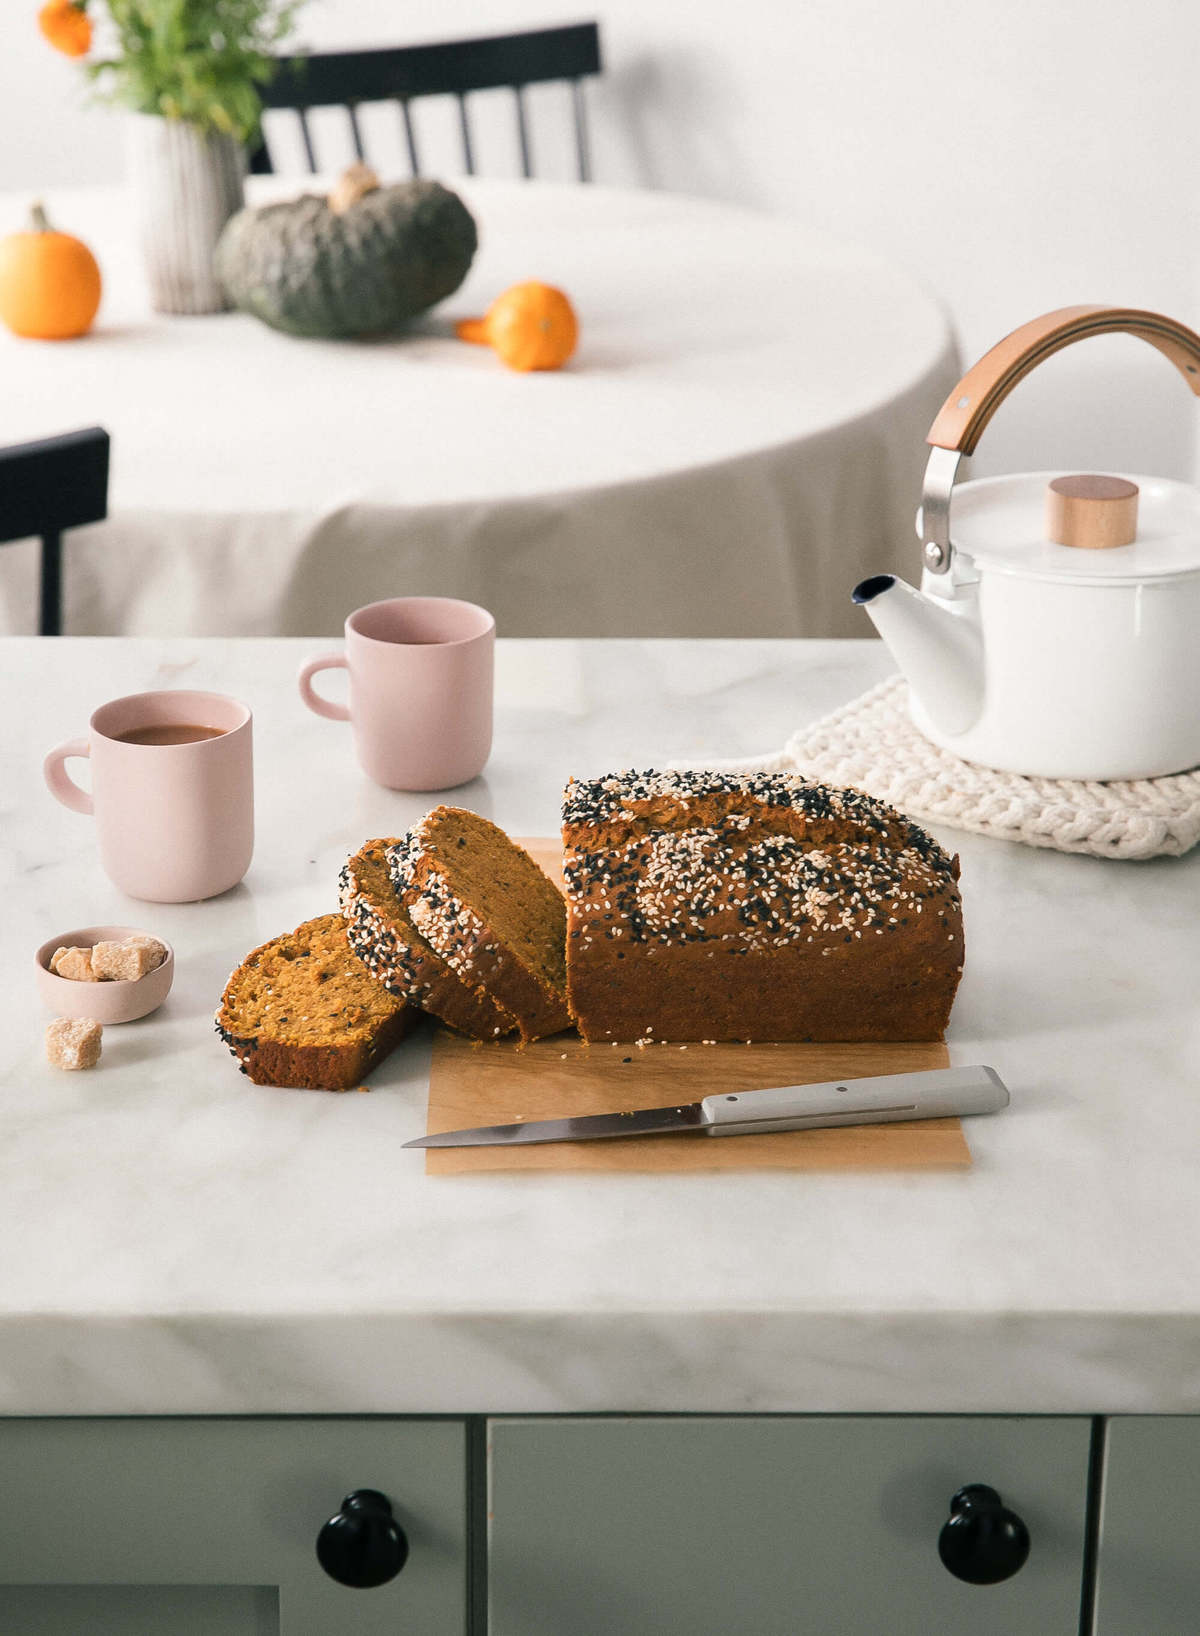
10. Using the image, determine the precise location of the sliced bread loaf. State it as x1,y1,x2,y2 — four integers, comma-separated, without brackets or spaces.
340,837,516,1040
216,912,416,1090
387,807,571,1042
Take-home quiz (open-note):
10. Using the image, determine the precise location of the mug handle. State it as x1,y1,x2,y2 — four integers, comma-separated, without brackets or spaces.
44,738,94,815
298,653,351,722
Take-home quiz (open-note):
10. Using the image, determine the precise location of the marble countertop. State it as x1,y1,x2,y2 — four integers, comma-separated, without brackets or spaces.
4,637,1198,1416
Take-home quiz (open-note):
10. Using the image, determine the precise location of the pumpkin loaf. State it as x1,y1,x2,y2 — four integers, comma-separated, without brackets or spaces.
340,838,516,1040
216,913,416,1090
562,770,964,1044
386,808,572,1042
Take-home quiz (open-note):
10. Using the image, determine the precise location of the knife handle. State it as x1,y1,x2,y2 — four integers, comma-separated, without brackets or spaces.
699,1065,1008,1136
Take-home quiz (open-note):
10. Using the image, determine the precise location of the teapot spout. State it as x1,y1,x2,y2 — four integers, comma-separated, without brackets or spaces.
851,574,983,736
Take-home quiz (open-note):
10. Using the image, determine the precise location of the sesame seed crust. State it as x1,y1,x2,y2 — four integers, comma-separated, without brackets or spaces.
387,809,572,1043
339,838,516,1041
563,768,957,872
562,769,964,1043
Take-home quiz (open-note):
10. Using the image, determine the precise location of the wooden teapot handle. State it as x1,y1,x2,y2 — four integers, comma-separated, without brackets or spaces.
927,305,1200,455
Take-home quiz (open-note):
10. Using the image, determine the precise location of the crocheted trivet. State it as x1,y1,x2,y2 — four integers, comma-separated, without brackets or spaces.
673,675,1200,861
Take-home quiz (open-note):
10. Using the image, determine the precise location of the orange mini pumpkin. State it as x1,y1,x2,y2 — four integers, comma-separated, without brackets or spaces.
456,281,578,372
0,202,101,339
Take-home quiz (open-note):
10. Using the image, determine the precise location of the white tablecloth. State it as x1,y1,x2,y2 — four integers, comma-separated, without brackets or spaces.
0,177,957,637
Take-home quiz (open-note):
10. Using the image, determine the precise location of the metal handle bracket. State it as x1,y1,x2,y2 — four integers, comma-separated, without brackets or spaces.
919,305,1200,583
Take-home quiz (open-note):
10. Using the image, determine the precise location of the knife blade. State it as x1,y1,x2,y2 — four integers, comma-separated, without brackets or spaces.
405,1065,1008,1148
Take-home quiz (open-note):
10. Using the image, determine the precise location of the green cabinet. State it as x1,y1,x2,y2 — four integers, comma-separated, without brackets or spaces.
1093,1416,1200,1633
0,1418,467,1636
487,1415,1093,1636
7,1409,1190,1633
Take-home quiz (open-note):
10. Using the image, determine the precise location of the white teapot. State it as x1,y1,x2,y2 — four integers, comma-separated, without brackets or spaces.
853,305,1200,780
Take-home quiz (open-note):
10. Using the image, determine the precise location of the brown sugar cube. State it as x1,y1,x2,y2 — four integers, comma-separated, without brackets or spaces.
91,936,167,982
49,945,97,981
45,1017,102,1071
130,934,168,970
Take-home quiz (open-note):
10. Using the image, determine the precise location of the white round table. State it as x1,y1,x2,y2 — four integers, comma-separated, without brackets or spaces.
0,177,957,637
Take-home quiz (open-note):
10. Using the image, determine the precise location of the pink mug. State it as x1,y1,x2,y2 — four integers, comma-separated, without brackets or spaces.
299,597,495,790
44,690,254,903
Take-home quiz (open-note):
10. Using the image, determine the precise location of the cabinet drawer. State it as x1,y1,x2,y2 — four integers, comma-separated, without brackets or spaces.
0,1417,466,1636
489,1415,1090,1636
1094,1416,1200,1634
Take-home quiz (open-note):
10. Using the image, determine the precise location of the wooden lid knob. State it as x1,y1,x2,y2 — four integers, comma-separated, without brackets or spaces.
1046,475,1139,549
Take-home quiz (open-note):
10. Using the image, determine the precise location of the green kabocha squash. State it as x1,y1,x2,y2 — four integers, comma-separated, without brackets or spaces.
214,164,477,338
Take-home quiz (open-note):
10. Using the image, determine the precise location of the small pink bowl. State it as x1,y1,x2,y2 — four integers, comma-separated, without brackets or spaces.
35,925,175,1024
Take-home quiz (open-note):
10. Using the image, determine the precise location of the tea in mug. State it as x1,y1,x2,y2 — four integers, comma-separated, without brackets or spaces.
115,724,227,746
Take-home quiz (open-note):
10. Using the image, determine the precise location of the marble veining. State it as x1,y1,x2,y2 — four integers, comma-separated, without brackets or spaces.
2,636,1198,1413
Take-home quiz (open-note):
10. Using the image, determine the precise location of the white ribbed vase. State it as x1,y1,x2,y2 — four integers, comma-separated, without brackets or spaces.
126,115,245,314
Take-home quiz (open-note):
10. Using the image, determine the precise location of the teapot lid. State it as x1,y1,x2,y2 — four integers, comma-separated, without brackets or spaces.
944,471,1200,584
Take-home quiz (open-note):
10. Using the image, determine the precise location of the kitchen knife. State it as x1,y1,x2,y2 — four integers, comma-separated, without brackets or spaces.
405,1065,1008,1148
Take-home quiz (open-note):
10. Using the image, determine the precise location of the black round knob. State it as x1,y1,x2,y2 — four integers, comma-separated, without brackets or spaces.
316,1489,409,1588
938,1484,1030,1585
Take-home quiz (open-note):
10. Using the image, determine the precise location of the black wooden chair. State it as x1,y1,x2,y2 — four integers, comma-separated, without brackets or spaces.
250,22,602,182
0,427,110,636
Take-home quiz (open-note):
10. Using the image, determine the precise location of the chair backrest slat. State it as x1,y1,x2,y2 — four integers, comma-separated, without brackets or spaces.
253,23,601,181
571,80,592,183
297,106,318,173
347,103,366,162
513,85,533,180
399,99,421,175
456,93,475,176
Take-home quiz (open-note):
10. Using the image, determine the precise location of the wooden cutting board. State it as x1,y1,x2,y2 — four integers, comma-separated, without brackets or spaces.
422,841,969,1175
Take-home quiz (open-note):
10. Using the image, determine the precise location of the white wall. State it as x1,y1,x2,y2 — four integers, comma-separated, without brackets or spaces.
2,0,1197,481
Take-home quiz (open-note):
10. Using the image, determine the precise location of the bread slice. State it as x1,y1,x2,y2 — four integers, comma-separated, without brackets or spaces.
340,837,516,1040
562,769,964,1043
216,913,416,1089
387,808,571,1042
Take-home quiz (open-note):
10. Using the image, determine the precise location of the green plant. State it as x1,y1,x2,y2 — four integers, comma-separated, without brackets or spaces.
70,0,301,142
